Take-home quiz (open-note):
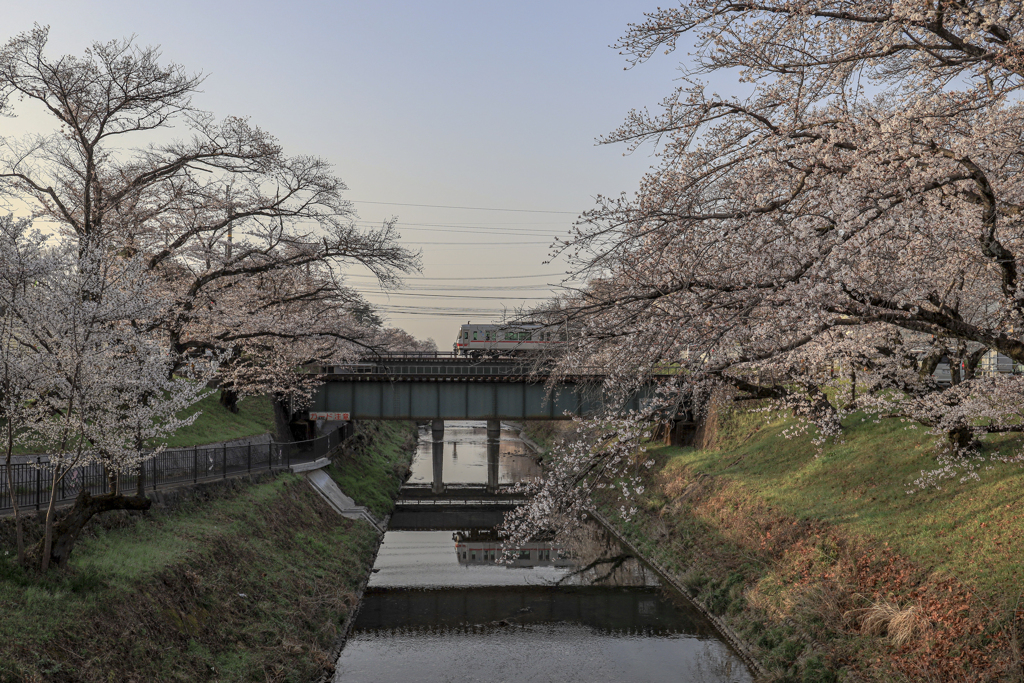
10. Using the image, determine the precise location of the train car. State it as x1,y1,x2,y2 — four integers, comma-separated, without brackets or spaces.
930,350,1020,385
453,530,574,567
454,322,563,357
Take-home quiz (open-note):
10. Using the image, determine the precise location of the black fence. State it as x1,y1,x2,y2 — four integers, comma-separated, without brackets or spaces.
0,428,344,513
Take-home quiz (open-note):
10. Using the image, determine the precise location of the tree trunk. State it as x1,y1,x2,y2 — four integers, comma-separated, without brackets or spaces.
40,468,61,572
4,453,24,564
963,348,988,381
948,427,975,451
845,367,856,409
31,489,152,570
918,348,944,380
271,394,295,443
219,388,239,414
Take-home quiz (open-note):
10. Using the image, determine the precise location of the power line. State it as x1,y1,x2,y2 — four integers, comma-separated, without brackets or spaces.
354,223,568,236
357,291,552,300
345,272,569,281
351,200,578,214
364,285,560,292
398,240,556,246
376,308,510,315
354,219,569,230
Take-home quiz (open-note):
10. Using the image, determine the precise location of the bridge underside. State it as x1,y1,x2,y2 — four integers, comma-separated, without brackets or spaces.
355,586,707,634
311,379,650,421
389,505,514,530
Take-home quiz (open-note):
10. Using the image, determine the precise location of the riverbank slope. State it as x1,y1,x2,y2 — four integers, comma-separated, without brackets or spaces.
0,420,415,682
525,410,1024,681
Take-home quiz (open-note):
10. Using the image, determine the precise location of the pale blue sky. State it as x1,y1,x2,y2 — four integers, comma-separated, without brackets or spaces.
3,1,693,345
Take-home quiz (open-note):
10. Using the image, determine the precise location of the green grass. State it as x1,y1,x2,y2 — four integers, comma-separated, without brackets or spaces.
660,405,1024,600
0,420,417,682
326,422,416,518
6,392,277,455
160,392,276,448
1,474,377,682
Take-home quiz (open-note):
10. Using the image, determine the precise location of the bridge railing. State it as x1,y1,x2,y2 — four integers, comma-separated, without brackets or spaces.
315,362,622,378
0,428,345,513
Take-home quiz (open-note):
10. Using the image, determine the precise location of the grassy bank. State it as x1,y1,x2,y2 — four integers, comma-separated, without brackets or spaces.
6,393,277,455
0,421,416,682
528,411,1024,681
161,393,277,448
326,422,415,519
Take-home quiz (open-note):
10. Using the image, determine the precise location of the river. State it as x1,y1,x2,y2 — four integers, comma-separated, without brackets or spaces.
333,421,753,683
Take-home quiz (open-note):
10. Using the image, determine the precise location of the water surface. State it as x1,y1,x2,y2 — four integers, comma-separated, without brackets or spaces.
334,421,752,683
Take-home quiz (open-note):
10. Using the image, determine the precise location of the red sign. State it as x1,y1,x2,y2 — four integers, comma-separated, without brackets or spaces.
309,411,350,421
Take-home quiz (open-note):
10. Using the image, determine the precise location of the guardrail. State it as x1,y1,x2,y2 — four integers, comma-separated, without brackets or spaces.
0,429,344,513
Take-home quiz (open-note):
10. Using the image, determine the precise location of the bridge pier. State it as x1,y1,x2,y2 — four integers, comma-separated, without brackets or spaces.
431,419,445,495
486,419,500,493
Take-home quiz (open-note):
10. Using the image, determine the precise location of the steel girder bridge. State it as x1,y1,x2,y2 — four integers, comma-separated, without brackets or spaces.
308,355,685,495
309,355,651,422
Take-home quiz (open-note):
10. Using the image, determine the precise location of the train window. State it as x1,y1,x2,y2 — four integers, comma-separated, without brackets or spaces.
473,331,478,341
518,549,530,560
463,551,467,559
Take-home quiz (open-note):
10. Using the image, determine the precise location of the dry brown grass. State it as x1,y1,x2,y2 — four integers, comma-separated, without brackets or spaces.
1010,594,1024,679
691,387,734,450
846,596,925,647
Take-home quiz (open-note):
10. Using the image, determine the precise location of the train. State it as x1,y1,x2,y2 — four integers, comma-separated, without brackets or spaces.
453,530,574,568
454,322,564,358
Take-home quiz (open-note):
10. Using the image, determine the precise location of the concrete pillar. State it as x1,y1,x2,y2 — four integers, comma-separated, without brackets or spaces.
486,419,500,493
486,419,501,442
431,419,445,495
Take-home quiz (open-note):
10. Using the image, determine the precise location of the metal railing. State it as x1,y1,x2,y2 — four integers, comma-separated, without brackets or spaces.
0,429,344,513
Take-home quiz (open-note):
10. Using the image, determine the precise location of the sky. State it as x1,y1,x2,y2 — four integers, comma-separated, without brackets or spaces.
1,0,690,347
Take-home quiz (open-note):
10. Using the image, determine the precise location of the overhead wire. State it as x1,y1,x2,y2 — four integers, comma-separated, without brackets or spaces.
353,225,569,237
343,272,569,281
353,291,552,300
346,204,579,325
395,240,556,246
350,200,578,214
365,287,560,293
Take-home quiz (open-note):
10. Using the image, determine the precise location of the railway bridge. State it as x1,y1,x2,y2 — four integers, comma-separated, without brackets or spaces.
307,354,690,495
308,354,645,421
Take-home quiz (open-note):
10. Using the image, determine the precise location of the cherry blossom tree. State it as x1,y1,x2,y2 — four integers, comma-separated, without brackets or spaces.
0,220,216,570
0,26,419,420
0,215,47,563
516,0,1024,534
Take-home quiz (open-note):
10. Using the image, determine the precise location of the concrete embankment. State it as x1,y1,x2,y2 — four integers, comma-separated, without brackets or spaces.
0,420,415,683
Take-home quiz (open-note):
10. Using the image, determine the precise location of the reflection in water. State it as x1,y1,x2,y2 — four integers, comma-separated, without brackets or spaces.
354,586,715,635
554,522,659,587
333,422,753,683
366,531,571,588
408,421,543,485
336,625,750,683
454,529,575,568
